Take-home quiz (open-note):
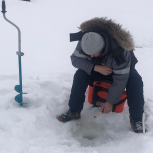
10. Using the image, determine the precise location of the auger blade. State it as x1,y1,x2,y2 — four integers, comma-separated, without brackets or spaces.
15,94,22,103
15,94,27,105
15,85,22,93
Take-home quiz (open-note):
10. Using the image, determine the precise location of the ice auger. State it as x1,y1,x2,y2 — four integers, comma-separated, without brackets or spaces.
1,0,27,105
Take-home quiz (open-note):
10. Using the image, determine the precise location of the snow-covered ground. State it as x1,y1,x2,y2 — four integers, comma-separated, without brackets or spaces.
0,0,153,153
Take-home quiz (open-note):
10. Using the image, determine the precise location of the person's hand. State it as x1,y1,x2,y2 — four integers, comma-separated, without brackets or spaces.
94,65,112,75
101,102,113,114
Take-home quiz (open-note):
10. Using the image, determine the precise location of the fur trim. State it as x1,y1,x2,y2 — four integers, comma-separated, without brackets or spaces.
79,17,135,51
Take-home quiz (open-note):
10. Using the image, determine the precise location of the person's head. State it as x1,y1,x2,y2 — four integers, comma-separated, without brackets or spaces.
81,32,105,57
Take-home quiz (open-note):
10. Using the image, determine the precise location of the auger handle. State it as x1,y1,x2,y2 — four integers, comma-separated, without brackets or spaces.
1,0,6,13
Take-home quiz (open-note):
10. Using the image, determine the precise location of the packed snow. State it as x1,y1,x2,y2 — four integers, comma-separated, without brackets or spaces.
0,0,153,153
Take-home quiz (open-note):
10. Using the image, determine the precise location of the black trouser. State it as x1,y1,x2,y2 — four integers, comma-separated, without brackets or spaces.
68,68,144,119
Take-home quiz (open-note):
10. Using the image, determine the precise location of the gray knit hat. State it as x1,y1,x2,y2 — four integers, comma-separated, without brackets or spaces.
81,32,105,55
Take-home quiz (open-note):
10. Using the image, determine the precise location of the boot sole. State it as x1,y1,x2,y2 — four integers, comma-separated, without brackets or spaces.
58,116,81,123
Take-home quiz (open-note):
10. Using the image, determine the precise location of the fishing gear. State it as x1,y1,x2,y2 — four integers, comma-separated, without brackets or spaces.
89,111,102,122
94,112,102,118
142,113,146,134
1,0,27,105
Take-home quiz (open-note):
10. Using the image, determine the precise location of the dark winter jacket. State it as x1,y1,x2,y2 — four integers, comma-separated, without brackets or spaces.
70,17,138,104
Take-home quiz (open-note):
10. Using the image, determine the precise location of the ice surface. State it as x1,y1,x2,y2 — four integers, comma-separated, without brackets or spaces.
0,0,153,153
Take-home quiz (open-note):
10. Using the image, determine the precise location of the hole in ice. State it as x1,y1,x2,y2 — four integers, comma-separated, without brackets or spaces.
72,122,104,147
82,133,97,140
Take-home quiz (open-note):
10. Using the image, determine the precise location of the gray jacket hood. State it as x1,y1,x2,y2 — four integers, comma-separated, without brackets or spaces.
79,17,135,51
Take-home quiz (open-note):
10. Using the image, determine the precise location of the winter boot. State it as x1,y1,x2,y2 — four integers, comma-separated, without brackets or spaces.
130,116,144,133
57,109,81,122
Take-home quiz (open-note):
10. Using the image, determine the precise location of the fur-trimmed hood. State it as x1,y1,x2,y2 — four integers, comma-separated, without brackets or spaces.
79,17,135,51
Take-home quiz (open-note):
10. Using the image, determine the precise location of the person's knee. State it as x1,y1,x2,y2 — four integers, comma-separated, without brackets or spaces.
133,73,143,87
74,69,88,80
129,69,144,88
136,74,143,88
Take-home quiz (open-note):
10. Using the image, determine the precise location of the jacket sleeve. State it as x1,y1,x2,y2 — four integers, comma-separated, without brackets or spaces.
106,50,131,104
70,41,94,75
